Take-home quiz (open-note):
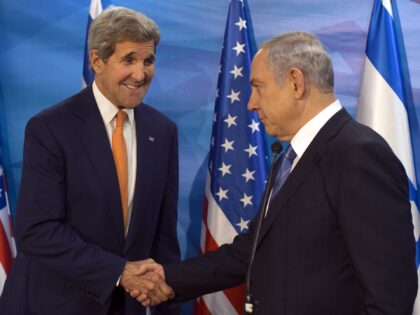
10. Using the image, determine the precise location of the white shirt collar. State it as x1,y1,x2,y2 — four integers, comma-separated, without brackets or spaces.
92,80,134,126
291,100,342,159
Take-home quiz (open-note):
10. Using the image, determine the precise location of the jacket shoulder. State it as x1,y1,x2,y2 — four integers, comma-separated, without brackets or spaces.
137,103,177,130
32,87,92,121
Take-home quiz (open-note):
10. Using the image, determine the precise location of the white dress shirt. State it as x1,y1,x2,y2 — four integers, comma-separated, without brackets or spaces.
92,81,137,236
266,100,342,215
290,99,342,171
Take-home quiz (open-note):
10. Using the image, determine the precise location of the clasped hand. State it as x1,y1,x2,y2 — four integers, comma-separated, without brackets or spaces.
120,259,173,307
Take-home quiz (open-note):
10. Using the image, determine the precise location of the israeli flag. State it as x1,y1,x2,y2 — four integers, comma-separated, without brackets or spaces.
356,0,420,312
82,0,103,87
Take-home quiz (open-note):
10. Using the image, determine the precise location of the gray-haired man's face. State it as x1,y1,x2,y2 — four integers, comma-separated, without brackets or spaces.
91,40,155,108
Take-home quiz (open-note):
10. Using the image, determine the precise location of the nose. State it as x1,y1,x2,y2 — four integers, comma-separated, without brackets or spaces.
247,90,258,112
132,64,146,82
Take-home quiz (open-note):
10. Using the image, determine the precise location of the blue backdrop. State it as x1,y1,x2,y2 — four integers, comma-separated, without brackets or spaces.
1,0,419,313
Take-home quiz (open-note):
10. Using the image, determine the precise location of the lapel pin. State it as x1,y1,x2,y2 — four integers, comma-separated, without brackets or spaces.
148,136,155,142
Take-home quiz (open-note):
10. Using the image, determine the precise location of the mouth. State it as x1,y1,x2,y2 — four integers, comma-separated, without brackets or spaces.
121,80,148,92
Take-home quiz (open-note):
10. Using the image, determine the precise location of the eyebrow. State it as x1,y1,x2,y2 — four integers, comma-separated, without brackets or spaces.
146,54,155,61
121,52,155,60
250,78,262,86
121,52,135,60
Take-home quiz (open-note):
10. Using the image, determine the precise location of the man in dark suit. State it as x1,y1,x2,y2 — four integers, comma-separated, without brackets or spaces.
133,31,417,314
0,7,179,315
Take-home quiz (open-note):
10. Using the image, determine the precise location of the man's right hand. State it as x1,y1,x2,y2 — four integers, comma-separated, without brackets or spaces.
120,259,174,306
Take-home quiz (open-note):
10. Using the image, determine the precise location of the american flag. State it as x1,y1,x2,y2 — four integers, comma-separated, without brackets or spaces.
356,0,420,312
82,0,103,87
194,0,268,314
0,161,17,295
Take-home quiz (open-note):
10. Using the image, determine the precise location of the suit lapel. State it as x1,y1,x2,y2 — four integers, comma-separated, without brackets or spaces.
257,109,352,246
72,87,125,247
124,106,156,252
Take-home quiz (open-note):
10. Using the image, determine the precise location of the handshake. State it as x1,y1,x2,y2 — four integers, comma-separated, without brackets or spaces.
120,259,173,307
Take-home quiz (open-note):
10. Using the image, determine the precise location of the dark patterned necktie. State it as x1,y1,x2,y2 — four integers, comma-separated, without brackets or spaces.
271,144,297,197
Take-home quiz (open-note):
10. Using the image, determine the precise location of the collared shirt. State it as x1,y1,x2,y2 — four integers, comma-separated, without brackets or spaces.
92,81,137,236
266,100,342,216
290,99,342,171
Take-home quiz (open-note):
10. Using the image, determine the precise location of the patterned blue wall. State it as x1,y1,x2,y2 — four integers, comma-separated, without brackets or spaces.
0,0,419,313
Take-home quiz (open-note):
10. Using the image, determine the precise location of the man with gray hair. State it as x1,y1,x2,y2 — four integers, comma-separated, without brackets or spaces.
0,7,180,315
134,31,417,314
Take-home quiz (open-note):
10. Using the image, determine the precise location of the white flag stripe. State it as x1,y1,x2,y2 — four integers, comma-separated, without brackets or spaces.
206,174,238,246
0,209,16,257
381,0,393,17
200,220,206,252
0,166,17,295
412,201,420,242
0,167,16,257
0,265,6,294
89,0,103,18
202,290,238,315
83,0,103,87
357,56,416,187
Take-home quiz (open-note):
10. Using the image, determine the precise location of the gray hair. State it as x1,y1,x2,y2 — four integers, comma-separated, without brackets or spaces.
88,6,160,63
261,31,334,93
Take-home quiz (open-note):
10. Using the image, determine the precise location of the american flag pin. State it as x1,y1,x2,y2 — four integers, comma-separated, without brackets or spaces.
148,136,155,142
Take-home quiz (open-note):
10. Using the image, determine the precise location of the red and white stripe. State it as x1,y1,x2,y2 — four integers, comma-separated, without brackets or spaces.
194,174,244,315
0,168,16,295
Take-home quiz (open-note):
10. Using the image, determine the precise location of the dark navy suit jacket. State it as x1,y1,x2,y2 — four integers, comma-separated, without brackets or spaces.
164,109,417,315
0,86,180,315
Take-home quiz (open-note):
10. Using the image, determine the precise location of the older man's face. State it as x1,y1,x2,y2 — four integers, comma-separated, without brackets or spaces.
92,40,155,108
248,49,298,141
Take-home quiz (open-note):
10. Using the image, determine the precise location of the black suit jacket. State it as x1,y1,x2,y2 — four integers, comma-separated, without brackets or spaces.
0,86,180,315
164,109,417,315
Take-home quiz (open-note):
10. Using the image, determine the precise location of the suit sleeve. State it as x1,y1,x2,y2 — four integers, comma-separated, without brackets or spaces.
152,124,181,264
15,116,126,304
332,140,417,314
152,123,181,314
164,219,255,302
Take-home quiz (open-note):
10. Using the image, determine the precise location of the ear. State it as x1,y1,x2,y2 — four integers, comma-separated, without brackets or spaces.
287,68,306,99
90,49,104,74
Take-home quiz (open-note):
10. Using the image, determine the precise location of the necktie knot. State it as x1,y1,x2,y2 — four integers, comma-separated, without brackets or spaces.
284,144,297,161
115,110,127,128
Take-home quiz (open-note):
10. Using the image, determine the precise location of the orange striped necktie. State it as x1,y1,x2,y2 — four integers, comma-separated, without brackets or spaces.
112,110,128,228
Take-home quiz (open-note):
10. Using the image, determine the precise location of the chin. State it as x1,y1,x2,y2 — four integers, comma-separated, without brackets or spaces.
122,103,141,109
264,127,275,137
121,97,144,108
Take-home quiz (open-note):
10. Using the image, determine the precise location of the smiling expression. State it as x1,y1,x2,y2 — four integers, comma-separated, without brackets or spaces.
91,40,155,108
